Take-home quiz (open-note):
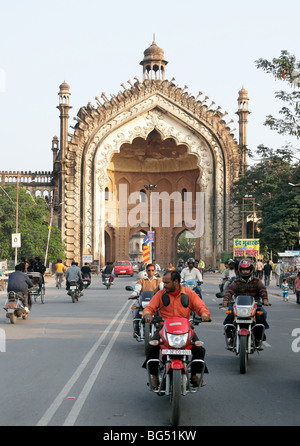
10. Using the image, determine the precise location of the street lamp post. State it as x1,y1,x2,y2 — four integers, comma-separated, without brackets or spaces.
144,183,157,263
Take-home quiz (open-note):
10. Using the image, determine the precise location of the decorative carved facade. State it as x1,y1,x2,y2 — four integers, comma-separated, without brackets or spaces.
1,41,249,267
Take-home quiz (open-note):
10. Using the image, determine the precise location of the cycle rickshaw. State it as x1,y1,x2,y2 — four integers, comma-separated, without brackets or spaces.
27,272,45,304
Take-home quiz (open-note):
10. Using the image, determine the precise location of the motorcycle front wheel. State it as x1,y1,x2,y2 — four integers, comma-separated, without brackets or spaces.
239,335,248,374
170,369,181,426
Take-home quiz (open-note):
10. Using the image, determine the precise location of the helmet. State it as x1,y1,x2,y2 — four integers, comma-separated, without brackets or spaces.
238,259,253,279
178,259,184,264
187,257,195,265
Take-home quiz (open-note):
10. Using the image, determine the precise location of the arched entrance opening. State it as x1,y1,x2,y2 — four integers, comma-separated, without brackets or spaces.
176,229,196,263
103,128,202,267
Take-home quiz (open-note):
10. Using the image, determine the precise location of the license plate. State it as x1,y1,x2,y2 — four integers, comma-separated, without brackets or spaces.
7,309,15,313
120,270,126,273
236,320,252,324
162,349,192,355
70,286,77,290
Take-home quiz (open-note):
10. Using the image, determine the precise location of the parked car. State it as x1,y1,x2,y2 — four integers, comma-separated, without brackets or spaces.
130,261,139,273
114,261,134,277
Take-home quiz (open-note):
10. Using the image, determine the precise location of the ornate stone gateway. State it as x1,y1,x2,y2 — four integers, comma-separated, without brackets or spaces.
54,41,248,268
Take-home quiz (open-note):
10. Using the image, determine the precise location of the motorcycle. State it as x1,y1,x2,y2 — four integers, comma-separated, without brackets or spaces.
224,295,266,374
68,281,80,303
182,280,202,299
103,274,113,290
146,293,209,426
3,291,32,324
126,286,155,354
82,274,91,289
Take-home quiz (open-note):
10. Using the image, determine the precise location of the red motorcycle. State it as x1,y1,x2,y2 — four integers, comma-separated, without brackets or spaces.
146,294,209,426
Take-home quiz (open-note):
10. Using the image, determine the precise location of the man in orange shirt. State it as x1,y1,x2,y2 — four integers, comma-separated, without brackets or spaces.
142,270,210,388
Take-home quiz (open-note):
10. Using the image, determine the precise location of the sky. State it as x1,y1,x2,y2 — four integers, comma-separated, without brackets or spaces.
0,0,299,172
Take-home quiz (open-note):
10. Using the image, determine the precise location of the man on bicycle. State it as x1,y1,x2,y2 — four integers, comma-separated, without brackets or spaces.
55,259,66,288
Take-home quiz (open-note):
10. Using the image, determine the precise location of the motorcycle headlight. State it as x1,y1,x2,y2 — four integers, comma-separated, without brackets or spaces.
235,305,252,317
167,333,188,348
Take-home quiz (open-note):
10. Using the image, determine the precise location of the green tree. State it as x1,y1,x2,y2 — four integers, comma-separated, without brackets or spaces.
233,145,300,256
256,50,300,138
0,184,65,262
177,230,196,262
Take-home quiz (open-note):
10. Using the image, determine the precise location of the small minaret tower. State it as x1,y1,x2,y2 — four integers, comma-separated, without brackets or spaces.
140,38,168,81
236,86,250,174
57,81,71,159
56,81,72,240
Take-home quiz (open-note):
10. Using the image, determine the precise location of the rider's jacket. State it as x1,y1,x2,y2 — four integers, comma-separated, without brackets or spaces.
143,286,210,321
131,276,163,298
223,276,268,304
181,267,202,285
66,265,82,283
7,271,33,294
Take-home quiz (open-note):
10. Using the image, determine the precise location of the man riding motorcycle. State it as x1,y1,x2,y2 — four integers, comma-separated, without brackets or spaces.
7,263,34,312
180,257,203,298
129,263,164,337
142,270,210,389
66,261,84,296
222,259,270,346
101,262,114,284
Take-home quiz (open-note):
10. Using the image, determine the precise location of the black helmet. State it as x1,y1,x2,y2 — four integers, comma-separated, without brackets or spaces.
238,259,254,279
187,257,195,265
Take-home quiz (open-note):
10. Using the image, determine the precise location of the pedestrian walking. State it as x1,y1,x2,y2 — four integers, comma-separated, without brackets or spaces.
263,260,272,287
256,260,264,280
281,278,289,301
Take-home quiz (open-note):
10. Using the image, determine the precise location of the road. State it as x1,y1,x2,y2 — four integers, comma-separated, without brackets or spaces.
0,271,299,427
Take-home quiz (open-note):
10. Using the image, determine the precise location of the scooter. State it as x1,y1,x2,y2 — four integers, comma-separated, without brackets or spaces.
82,274,91,289
3,291,31,324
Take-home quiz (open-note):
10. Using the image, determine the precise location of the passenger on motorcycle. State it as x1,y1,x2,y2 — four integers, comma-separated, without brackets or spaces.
66,261,84,295
222,259,270,342
181,258,203,298
7,263,34,312
101,262,114,283
175,259,185,273
129,263,164,336
81,263,92,284
142,270,210,388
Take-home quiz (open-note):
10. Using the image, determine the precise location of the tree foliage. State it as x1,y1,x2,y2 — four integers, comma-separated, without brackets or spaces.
0,184,65,262
233,145,300,256
256,50,300,139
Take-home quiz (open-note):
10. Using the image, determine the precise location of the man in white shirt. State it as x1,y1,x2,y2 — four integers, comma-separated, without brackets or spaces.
181,258,203,298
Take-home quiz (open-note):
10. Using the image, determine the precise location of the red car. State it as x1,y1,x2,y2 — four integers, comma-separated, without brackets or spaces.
114,261,134,277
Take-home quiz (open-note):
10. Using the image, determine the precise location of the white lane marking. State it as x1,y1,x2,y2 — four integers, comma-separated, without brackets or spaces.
36,300,131,426
63,307,130,426
263,341,272,348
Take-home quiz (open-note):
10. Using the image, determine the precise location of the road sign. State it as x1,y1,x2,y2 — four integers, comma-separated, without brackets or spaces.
147,231,155,242
143,236,150,244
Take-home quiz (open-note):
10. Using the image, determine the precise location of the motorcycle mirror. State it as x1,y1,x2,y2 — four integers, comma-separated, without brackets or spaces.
125,286,133,291
181,293,189,308
161,293,170,307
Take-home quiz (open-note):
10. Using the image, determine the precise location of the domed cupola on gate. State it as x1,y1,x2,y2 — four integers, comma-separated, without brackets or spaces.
52,40,247,269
